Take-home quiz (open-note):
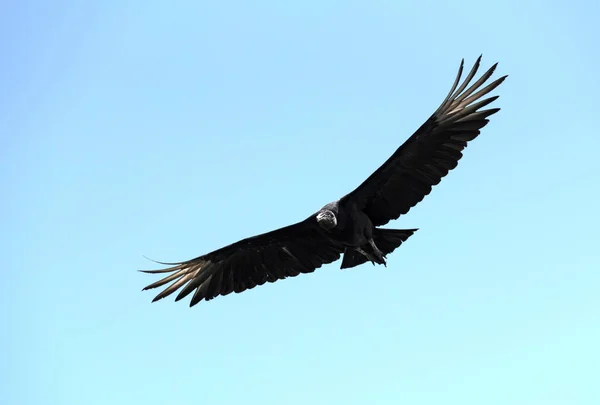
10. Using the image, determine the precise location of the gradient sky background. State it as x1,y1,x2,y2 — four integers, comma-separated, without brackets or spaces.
3,1,600,404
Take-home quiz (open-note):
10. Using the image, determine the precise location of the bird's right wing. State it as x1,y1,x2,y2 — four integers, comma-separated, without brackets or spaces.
141,216,344,306
342,56,507,227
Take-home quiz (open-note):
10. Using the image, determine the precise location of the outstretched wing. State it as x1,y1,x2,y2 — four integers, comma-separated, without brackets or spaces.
141,216,344,306
342,56,507,226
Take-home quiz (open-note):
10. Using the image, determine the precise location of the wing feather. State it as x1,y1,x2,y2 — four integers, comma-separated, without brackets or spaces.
342,55,507,226
141,216,344,306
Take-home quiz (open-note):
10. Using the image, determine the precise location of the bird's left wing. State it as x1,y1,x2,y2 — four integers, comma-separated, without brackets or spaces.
141,216,344,306
341,56,507,227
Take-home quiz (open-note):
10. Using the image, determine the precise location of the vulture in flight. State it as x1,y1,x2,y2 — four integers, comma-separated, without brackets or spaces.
141,56,507,307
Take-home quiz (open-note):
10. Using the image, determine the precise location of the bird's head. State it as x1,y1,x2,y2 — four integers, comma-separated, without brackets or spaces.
316,210,337,230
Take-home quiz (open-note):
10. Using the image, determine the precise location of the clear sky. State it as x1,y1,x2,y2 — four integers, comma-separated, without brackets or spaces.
3,1,599,404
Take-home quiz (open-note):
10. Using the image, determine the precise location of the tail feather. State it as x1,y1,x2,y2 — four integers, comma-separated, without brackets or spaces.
340,228,417,269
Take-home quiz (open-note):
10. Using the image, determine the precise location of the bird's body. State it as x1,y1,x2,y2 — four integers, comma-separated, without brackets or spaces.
316,199,401,266
141,56,507,307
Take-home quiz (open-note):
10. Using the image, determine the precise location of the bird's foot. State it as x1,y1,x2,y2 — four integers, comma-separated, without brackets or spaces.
375,251,387,267
355,247,379,266
368,239,387,267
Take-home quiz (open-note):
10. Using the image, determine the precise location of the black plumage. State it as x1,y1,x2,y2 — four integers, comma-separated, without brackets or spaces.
141,56,507,306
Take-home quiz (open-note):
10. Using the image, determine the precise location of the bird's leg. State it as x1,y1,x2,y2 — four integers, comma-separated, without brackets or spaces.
355,247,378,266
368,238,387,267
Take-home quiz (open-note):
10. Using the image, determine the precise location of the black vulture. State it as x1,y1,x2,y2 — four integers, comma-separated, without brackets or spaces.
141,56,507,306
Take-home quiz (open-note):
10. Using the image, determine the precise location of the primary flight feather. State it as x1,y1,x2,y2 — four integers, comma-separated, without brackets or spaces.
141,56,507,307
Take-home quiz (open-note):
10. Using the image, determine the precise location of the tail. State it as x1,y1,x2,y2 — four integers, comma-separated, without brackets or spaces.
340,228,417,269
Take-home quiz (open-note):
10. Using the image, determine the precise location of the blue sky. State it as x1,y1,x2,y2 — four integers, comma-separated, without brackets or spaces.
3,1,600,404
